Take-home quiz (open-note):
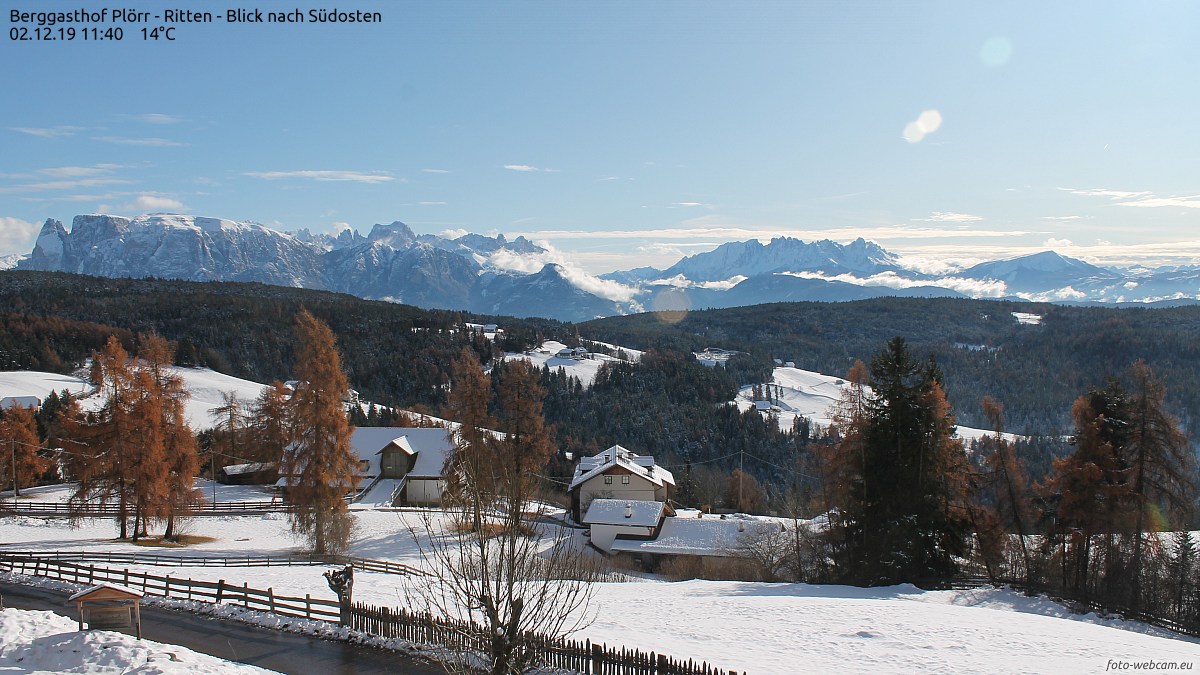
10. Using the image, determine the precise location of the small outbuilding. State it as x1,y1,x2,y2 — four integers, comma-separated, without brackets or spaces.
69,583,143,638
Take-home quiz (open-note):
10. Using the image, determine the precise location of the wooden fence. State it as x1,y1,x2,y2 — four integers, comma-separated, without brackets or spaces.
2,553,741,674
0,550,427,577
0,555,341,622
348,603,746,675
0,500,292,517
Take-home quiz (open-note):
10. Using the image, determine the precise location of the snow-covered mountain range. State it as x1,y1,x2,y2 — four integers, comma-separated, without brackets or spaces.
15,214,1200,321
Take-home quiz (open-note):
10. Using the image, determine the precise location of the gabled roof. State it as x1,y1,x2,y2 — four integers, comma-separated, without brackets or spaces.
569,445,675,491
584,498,667,527
279,426,456,484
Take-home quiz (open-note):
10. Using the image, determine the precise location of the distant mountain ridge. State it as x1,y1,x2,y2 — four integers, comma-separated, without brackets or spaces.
15,213,1200,320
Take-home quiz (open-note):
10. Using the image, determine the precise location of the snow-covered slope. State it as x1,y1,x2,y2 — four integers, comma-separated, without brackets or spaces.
1,368,270,431
735,366,1018,442
503,340,636,387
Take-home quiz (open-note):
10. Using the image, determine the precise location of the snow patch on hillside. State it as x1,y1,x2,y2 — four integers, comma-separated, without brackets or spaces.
737,366,1021,442
504,340,636,387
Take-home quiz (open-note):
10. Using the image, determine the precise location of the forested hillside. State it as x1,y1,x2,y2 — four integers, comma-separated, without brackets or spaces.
584,299,1200,436
0,271,557,408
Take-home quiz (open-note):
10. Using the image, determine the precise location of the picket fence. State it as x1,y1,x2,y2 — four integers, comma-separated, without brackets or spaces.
1,554,745,675
349,603,747,675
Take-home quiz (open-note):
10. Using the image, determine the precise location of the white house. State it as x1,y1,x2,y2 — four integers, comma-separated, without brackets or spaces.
568,445,674,523
275,426,456,506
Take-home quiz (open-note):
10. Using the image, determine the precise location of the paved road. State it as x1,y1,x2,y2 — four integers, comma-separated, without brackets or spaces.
0,581,443,675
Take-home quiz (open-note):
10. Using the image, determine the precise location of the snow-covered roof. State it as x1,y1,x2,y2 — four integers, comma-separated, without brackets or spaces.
0,395,40,409
569,445,675,491
69,582,144,601
392,427,456,478
279,427,455,484
220,462,275,476
584,499,666,527
608,515,777,557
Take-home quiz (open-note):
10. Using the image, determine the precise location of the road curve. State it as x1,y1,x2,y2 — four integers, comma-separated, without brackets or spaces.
0,581,443,675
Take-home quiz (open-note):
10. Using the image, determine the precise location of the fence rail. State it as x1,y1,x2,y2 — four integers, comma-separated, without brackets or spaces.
0,555,341,622
0,500,292,517
0,550,428,577
2,553,743,675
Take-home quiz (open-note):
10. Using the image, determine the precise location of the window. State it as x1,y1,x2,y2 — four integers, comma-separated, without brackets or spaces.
622,475,630,484
604,475,613,485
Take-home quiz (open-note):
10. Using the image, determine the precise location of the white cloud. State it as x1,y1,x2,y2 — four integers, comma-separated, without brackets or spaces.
1060,187,1152,199
1018,286,1088,302
903,109,943,143
1117,195,1200,209
129,113,182,124
0,216,40,254
10,126,83,139
503,164,559,173
644,274,748,290
778,270,1008,298
487,243,639,303
421,168,451,174
94,136,186,147
245,170,396,184
671,202,713,208
121,194,186,212
1041,215,1082,221
333,222,353,233
439,228,469,239
38,164,124,179
918,212,983,223
1043,238,1074,247
0,178,130,194
418,201,447,206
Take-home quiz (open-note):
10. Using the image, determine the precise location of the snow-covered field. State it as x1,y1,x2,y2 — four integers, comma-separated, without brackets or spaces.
3,503,1198,674
0,368,272,431
735,365,1020,443
504,340,635,387
0,607,276,674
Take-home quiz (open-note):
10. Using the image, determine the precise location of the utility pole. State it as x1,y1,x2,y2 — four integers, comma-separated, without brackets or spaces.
738,446,744,511
10,439,17,499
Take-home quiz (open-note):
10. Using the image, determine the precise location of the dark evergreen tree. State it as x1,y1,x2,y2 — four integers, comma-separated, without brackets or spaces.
839,337,970,585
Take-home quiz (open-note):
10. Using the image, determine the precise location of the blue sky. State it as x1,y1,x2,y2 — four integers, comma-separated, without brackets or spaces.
3,0,1199,272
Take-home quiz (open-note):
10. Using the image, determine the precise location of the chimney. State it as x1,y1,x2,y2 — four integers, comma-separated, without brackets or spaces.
624,503,633,519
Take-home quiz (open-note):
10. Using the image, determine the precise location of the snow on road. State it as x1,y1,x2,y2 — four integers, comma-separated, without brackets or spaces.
0,607,278,674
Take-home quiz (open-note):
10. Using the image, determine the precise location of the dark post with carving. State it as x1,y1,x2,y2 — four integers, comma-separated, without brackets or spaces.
323,564,354,626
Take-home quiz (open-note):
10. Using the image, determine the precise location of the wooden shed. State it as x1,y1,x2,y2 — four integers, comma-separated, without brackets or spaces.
69,583,143,638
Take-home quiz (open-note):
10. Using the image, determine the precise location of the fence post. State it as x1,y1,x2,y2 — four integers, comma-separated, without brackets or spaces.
268,588,275,613
305,594,311,619
591,641,602,675
216,579,225,603
243,582,249,608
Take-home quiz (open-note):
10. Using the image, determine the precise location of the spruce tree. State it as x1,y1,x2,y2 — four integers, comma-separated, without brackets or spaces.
283,310,357,555
840,337,970,585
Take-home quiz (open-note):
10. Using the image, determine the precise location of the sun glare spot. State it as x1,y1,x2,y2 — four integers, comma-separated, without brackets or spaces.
980,37,1013,67
903,109,943,143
